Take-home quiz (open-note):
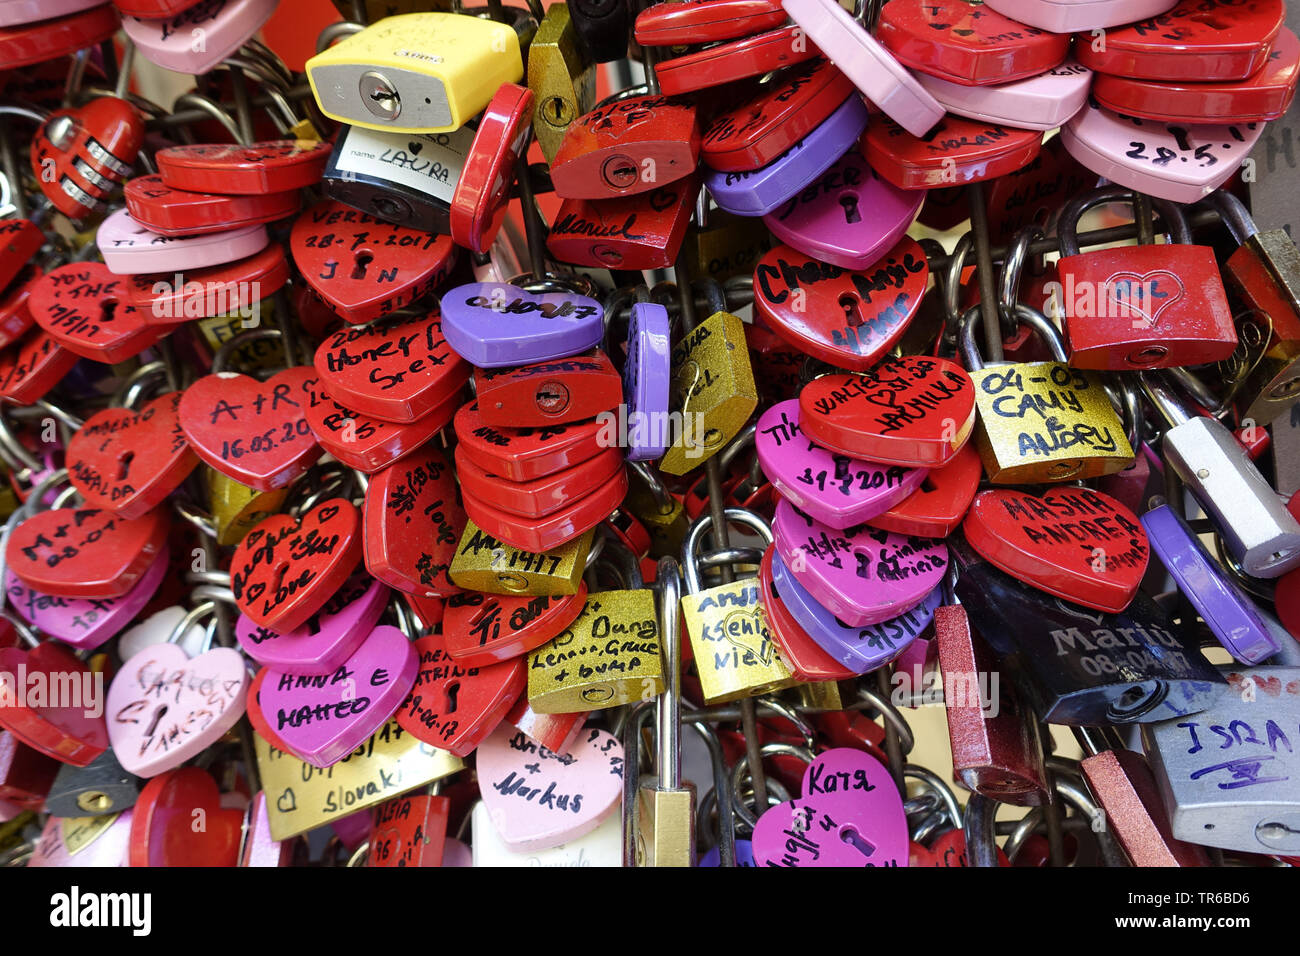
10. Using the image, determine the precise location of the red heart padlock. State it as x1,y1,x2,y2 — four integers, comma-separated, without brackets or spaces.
243,667,293,753
865,442,982,537
548,177,700,270
229,498,363,634
395,630,526,757
504,695,586,755
0,328,78,405
656,25,821,96
962,487,1150,613
113,0,209,16
178,367,322,491
0,265,40,350
758,547,856,682
124,243,291,322
128,766,243,867
799,358,977,467
878,0,1069,86
984,137,1095,246
123,174,301,237
27,263,164,363
303,383,456,474
450,83,535,255
0,220,44,292
911,829,1011,866
369,793,451,867
290,200,458,324
32,96,143,219
635,0,787,45
156,139,332,195
0,641,108,766
701,58,854,172
364,445,466,599
67,391,199,519
455,446,624,520
473,349,623,427
453,400,607,481
753,236,929,370
0,731,57,807
862,115,1044,190
461,466,628,552
6,505,168,599
0,5,120,70
443,585,589,667
312,310,468,424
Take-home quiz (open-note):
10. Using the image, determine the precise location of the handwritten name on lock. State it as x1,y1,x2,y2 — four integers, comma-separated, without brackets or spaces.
530,591,661,699
232,503,346,619
318,315,459,395
254,720,463,840
683,580,783,674
971,363,1123,458
386,455,460,586
991,489,1149,573
486,728,623,816
805,357,970,434
458,524,567,577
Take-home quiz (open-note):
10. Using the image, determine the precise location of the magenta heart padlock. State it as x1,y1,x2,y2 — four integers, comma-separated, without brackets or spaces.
253,624,418,768
772,496,948,626
123,0,278,75
752,747,908,866
235,570,389,676
96,208,270,274
762,151,923,270
757,400,926,529
439,282,605,369
5,545,169,650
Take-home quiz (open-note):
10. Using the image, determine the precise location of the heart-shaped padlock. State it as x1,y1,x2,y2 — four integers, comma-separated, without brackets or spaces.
394,630,526,756
504,696,586,756
123,174,301,237
123,0,279,74
363,445,466,598
28,810,134,868
156,140,332,195
27,263,164,364
863,114,1045,190
461,465,628,553
235,569,388,675
0,220,44,292
799,358,977,468
0,641,109,766
243,668,292,753
752,747,908,866
31,96,143,220
125,243,291,323
918,60,1092,132
67,392,198,518
548,178,700,270
368,792,450,867
97,208,270,274
453,401,608,481
443,585,588,667
475,723,624,851
635,0,786,44
290,200,458,325
178,367,322,492
302,384,455,474
440,282,605,368
127,766,243,867
963,487,1150,613
229,498,363,634
0,328,79,405
0,268,36,354
6,504,168,599
473,350,623,428
624,300,671,461
451,83,535,254
312,310,468,424
250,624,418,767
865,442,982,538
0,4,119,68
759,548,857,682
455,446,624,520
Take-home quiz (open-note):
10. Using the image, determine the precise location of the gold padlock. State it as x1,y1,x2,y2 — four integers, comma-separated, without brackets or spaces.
209,469,288,546
625,461,688,558
959,304,1133,483
528,3,596,165
682,206,774,283
449,519,592,595
195,299,285,374
527,588,665,713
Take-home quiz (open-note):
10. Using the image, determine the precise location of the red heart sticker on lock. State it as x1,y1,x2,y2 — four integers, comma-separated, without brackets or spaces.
27,263,164,363
0,642,108,766
6,505,169,599
128,766,243,867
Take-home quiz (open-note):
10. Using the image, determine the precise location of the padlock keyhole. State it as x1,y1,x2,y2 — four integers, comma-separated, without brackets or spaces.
115,449,134,482
350,251,373,280
839,824,876,858
839,293,865,328
839,194,862,225
443,681,460,715
854,551,871,580
832,455,852,480
144,704,168,738
100,299,118,323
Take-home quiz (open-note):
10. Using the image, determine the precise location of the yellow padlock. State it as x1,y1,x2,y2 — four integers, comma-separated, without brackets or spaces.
209,469,288,546
528,3,595,165
448,519,592,595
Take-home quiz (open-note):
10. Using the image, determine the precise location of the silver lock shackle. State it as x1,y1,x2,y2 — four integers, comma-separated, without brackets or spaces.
958,302,1068,371
1057,184,1192,258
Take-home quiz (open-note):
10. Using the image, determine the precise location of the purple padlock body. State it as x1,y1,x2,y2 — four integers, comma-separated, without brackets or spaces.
700,839,757,867
439,282,605,368
624,301,672,461
5,544,169,649
705,95,870,217
772,549,938,673
757,399,926,529
762,151,923,270
236,571,389,675
1141,504,1279,664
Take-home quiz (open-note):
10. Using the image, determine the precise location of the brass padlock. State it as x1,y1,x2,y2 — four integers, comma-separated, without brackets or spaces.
682,205,775,283
209,469,289,546
678,509,794,704
449,519,593,595
660,282,758,476
625,461,688,558
958,303,1133,483
196,298,285,375
527,587,665,712
528,3,596,165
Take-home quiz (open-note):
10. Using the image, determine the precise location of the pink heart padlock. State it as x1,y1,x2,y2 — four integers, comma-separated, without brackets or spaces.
234,570,389,676
753,747,908,866
96,207,269,274
474,723,623,852
123,0,278,75
250,624,418,768
917,60,1093,132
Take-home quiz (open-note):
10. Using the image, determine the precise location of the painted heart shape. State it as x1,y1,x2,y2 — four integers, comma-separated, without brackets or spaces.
290,200,458,324
752,747,908,866
394,630,526,757
439,282,605,369
178,367,322,492
229,498,363,634
128,766,243,867
6,504,168,599
799,358,976,468
303,382,456,474
475,723,624,851
0,641,108,766
29,810,134,867
363,445,466,598
757,399,927,530
5,543,168,649
27,263,164,363
1103,269,1185,328
773,497,948,627
97,207,270,275
963,487,1149,613
251,624,419,768
442,585,588,667
106,641,249,777
67,391,198,518
865,442,982,538
0,328,79,405
235,569,388,675
312,310,468,423
124,243,290,323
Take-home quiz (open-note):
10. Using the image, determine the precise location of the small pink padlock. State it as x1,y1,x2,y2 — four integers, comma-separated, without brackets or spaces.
981,0,1178,33
123,0,278,75
917,61,1092,132
96,207,269,274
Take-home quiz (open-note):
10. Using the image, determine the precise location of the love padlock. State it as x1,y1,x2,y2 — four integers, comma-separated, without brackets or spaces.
156,140,332,195
123,0,278,74
440,282,605,368
622,299,671,462
0,639,108,766
32,96,142,220
635,0,786,45
916,59,1092,132
0,220,44,293
454,400,608,481
655,25,821,95
123,174,301,237
461,463,628,553
473,349,622,427
128,767,242,867
368,792,450,867
0,4,119,69
0,267,37,352
982,0,1176,31
456,445,625,520
28,811,133,868
0,328,79,405
451,83,535,255
862,114,1045,190
503,696,586,756
548,178,700,270
27,263,164,364
443,586,588,667
759,551,857,682
302,383,456,473
97,207,270,274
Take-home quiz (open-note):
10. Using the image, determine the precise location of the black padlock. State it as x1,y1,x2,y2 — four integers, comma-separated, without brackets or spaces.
44,748,141,818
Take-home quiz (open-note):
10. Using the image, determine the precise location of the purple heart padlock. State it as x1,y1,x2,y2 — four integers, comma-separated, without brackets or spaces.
440,282,605,369
762,151,923,270
752,747,908,867
773,496,947,627
757,400,926,529
254,624,418,768
705,95,870,217
624,300,671,461
1141,504,1279,664
235,570,388,676
772,550,939,673
5,544,168,650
